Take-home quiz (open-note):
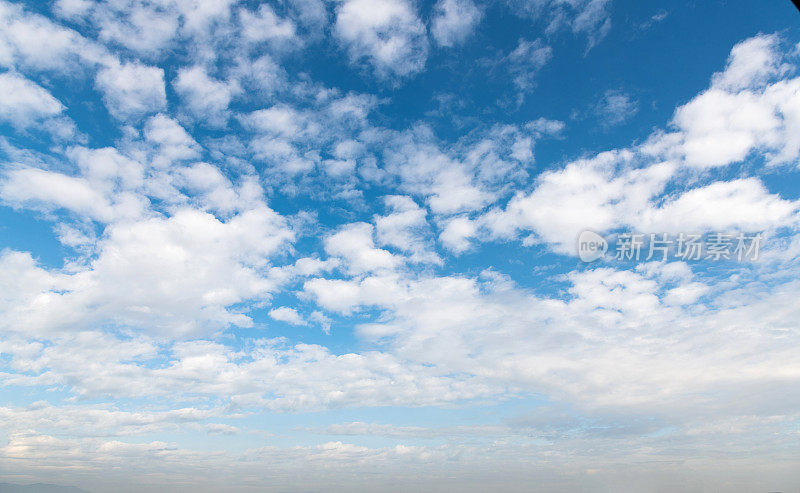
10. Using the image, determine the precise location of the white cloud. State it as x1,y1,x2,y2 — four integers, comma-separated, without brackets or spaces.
239,4,298,48
53,0,93,20
431,0,482,48
570,0,611,49
174,65,239,125
287,0,328,33
439,215,477,253
0,204,294,338
673,88,782,168
713,34,786,91
0,401,223,437
637,178,799,234
172,0,238,35
0,72,64,127
0,167,115,221
504,38,552,94
594,89,638,127
324,222,400,275
483,151,675,252
144,113,202,167
672,34,800,168
374,195,440,263
0,1,105,72
382,134,494,214
481,157,797,254
230,53,286,96
95,60,167,120
507,0,612,50
473,34,800,254
94,3,180,55
269,306,306,326
299,260,800,423
334,0,428,79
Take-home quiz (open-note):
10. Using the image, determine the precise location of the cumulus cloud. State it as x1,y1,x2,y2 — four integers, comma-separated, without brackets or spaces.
438,215,477,253
144,113,202,166
239,3,298,49
174,65,239,126
0,167,116,221
0,71,64,127
94,2,180,55
672,34,800,168
0,204,294,338
269,306,306,326
637,178,799,234
334,0,428,79
431,0,483,48
95,60,167,120
324,222,400,275
0,0,105,71
374,195,441,263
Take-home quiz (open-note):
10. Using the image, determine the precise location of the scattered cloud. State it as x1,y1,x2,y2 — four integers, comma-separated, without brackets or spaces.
334,0,428,79
593,89,638,127
431,0,483,48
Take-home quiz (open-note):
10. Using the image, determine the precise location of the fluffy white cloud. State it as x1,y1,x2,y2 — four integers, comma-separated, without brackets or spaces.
334,0,428,78
95,60,167,120
174,65,239,125
713,33,787,91
0,71,63,128
0,1,105,71
144,113,202,167
374,195,440,263
0,204,293,338
94,2,180,55
482,151,674,252
300,260,800,420
481,154,797,253
438,215,477,253
239,4,298,48
672,34,800,168
381,133,494,214
324,222,400,275
472,35,800,254
269,306,306,325
0,167,115,221
637,178,799,234
53,0,93,20
431,0,482,48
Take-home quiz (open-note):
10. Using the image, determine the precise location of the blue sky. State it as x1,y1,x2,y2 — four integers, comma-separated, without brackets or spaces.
1,0,800,491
